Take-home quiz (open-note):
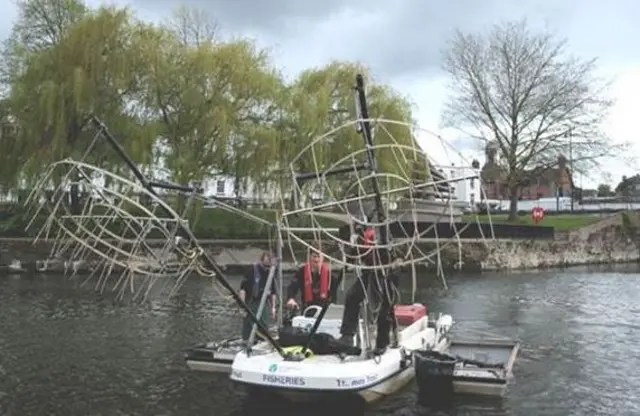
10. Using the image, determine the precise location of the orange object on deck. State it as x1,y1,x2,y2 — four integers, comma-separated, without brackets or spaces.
393,304,427,326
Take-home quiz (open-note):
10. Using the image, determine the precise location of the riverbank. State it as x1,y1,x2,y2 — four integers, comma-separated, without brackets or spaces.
0,212,638,274
479,211,640,270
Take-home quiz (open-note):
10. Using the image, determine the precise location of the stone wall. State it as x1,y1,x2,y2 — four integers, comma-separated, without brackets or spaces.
477,212,640,270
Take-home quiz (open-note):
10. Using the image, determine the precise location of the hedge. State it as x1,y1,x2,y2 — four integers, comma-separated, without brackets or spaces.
0,203,345,240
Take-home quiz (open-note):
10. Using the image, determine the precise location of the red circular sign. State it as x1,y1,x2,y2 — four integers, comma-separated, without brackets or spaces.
531,207,545,224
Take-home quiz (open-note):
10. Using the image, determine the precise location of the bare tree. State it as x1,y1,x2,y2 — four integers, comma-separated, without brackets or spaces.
2,0,86,88
441,19,623,220
7,0,86,53
166,5,218,47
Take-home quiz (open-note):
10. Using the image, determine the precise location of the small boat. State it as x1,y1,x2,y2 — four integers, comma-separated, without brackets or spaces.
229,303,453,403
414,338,519,400
449,339,520,396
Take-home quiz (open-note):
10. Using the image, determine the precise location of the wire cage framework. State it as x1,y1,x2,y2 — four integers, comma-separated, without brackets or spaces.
23,75,495,358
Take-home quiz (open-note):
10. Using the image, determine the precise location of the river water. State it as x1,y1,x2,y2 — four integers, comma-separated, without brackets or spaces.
0,266,639,416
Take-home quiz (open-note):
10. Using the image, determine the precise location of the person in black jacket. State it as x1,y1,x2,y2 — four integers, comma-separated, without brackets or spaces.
239,252,276,341
338,225,400,352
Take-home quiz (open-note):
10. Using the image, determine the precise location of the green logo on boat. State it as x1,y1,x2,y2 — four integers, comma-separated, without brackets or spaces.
268,364,277,372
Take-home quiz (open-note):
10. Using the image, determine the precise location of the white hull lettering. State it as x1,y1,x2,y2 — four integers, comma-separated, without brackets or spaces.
262,374,306,386
336,375,377,388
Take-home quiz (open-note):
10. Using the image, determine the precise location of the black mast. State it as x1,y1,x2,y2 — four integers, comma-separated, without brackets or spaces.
354,74,389,251
299,74,394,357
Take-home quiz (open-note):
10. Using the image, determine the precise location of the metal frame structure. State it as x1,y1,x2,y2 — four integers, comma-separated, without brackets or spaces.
62,117,287,357
25,73,493,363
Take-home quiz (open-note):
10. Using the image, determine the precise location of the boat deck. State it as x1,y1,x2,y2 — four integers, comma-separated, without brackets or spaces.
184,304,436,374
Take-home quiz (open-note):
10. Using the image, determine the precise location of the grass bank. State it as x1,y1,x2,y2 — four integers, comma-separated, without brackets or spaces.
465,213,603,230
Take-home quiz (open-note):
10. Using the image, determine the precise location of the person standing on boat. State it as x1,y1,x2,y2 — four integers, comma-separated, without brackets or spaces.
239,252,276,341
338,223,399,353
285,243,339,310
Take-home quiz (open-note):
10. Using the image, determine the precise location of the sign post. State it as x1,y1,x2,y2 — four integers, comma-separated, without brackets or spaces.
531,206,545,224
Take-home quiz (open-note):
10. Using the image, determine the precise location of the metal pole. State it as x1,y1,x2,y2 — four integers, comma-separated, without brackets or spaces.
569,128,574,212
247,263,277,349
276,225,284,328
354,75,388,245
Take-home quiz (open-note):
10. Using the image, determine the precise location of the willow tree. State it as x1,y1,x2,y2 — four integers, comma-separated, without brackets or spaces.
442,19,619,220
8,6,155,183
138,28,283,194
0,0,87,187
282,61,417,202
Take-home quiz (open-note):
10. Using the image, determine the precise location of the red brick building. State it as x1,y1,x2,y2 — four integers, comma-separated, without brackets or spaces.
480,142,573,200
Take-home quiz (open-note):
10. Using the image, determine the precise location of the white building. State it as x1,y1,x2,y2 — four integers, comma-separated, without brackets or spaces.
203,175,281,205
445,164,481,206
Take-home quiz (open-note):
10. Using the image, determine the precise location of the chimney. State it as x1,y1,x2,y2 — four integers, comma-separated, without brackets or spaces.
485,142,497,164
558,155,567,169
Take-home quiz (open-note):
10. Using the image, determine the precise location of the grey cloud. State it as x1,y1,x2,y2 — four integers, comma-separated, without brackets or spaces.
128,0,640,81
4,0,637,83
130,0,371,35
351,0,640,79
450,136,480,152
0,1,17,41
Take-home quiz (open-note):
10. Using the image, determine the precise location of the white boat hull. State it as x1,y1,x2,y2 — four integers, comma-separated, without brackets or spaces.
247,364,416,403
230,315,452,403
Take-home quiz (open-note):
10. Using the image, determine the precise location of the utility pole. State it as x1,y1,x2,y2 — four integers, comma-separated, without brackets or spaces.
565,128,574,212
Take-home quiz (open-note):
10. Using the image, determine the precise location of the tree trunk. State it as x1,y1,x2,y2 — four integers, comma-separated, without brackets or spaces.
508,185,519,222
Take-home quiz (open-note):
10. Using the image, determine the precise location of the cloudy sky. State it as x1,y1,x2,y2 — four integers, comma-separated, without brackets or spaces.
1,0,639,188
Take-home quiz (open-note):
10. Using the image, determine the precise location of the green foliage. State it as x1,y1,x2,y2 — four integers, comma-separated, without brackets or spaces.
6,4,155,184
137,29,283,186
597,184,614,197
280,61,418,200
1,0,420,207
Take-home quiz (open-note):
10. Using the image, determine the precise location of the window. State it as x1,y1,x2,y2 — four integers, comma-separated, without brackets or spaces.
216,180,225,195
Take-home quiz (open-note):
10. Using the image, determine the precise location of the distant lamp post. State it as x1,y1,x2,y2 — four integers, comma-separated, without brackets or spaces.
471,159,480,188
563,128,574,212
471,159,480,208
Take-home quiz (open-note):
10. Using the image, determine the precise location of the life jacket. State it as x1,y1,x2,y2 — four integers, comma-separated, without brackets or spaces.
363,227,375,246
302,262,330,303
360,227,378,267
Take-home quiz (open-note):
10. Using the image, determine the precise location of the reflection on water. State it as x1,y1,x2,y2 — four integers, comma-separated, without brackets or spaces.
0,266,639,416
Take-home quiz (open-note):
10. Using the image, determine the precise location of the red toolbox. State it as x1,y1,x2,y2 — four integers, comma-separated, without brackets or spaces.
394,304,427,326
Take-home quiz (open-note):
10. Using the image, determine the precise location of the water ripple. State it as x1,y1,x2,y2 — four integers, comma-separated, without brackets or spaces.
0,266,638,415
